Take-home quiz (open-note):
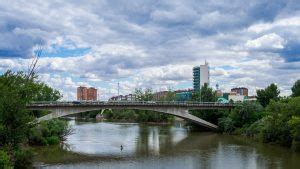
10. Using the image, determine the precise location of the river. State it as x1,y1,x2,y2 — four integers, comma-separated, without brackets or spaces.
33,119,300,169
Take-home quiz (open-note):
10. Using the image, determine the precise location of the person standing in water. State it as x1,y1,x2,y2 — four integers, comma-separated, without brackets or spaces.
120,145,123,151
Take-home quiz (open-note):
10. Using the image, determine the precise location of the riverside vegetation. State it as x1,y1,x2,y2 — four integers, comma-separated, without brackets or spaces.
194,81,300,151
0,70,71,168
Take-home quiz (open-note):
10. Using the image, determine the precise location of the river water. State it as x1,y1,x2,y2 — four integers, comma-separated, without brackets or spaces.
33,120,300,169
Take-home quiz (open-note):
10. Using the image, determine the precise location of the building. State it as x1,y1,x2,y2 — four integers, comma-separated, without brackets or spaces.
244,96,257,102
77,86,88,101
193,61,209,91
175,89,192,101
153,91,170,101
222,92,230,100
87,87,97,101
77,86,97,101
231,87,248,96
193,66,200,91
228,93,245,102
110,94,136,101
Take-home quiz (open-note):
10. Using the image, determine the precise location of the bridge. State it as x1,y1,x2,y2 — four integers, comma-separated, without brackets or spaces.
26,101,234,130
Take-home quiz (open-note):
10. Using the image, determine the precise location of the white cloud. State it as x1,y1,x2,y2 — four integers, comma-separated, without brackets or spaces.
248,16,300,33
246,33,286,50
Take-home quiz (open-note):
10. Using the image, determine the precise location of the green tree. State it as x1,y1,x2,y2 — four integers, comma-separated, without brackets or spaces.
288,116,300,150
218,117,235,133
191,83,220,124
135,88,153,101
292,80,300,97
230,102,264,128
0,72,32,148
0,70,64,167
192,83,217,102
254,97,300,147
256,83,280,107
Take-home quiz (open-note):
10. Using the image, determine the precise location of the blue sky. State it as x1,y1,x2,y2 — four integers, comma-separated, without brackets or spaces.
0,0,299,100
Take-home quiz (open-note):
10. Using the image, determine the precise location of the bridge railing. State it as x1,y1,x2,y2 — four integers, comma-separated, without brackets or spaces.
27,101,234,107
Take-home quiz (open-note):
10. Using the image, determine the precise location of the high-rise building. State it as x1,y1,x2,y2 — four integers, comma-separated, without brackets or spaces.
87,87,97,101
193,61,209,91
77,86,88,100
77,86,97,101
193,66,200,91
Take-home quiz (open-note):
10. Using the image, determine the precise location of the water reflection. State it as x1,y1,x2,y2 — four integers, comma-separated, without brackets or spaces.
33,120,300,169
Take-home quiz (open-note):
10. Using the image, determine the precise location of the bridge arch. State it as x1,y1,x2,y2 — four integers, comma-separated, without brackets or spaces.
27,101,234,130
34,107,218,130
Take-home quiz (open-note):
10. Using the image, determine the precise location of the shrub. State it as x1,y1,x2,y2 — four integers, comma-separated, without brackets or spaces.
288,116,300,151
230,102,264,128
46,136,60,145
244,119,264,137
218,117,235,133
0,150,12,169
14,148,33,169
260,116,292,147
28,119,72,146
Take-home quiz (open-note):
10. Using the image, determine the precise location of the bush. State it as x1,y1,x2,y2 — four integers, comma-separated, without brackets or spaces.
260,116,292,147
218,117,235,133
46,136,60,145
29,119,72,145
14,148,33,169
288,116,300,151
0,150,12,169
244,119,264,137
230,102,264,128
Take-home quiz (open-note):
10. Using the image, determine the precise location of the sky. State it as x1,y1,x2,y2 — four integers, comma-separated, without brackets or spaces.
0,0,300,100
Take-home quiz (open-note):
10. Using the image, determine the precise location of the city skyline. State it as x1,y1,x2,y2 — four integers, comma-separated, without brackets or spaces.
0,1,299,100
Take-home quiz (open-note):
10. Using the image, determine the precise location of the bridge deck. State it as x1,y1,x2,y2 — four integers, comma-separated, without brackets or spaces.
27,101,234,109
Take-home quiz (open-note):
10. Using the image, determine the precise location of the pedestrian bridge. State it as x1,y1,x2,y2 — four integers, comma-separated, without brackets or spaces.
26,101,234,130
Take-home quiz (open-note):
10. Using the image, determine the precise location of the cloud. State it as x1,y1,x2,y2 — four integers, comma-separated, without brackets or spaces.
248,16,300,33
0,0,300,99
246,33,286,50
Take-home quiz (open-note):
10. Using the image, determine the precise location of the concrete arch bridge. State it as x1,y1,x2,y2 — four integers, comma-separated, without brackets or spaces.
26,101,234,130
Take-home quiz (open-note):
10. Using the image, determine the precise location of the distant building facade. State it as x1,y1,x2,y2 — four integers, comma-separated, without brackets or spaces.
110,94,136,101
193,61,209,91
231,87,248,96
153,91,169,101
228,93,245,102
77,86,88,100
87,87,97,101
175,89,193,101
77,86,97,101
